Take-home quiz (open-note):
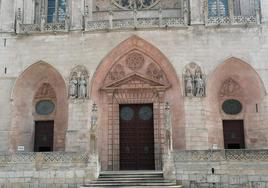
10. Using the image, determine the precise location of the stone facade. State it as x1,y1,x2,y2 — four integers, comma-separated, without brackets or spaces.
1,0,268,187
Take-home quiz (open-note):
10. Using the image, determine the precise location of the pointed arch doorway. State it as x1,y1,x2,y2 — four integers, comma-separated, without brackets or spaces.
91,35,185,171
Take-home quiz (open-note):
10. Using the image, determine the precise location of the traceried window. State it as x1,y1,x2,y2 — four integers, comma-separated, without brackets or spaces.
208,0,228,17
34,0,66,24
112,0,160,10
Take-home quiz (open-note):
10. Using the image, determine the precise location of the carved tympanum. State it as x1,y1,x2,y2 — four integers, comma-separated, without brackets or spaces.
183,63,206,97
126,52,145,71
220,78,241,97
35,83,56,99
109,64,126,81
146,63,164,82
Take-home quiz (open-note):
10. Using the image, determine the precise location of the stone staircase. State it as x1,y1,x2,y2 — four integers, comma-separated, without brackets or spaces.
80,171,182,187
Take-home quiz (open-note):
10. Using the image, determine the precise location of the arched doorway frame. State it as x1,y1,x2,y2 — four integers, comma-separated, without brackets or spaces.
206,57,266,149
90,35,185,171
10,61,68,152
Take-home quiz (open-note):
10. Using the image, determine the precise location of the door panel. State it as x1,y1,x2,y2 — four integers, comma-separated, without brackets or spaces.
120,104,155,170
34,121,54,152
223,120,245,149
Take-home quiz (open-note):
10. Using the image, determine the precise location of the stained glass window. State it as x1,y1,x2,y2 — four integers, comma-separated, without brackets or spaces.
46,0,66,23
208,0,228,17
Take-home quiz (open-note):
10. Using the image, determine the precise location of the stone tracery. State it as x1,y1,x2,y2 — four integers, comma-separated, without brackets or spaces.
112,0,160,10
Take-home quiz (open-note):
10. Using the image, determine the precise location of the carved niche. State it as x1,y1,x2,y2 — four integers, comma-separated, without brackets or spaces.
69,66,89,99
219,78,242,97
183,62,206,97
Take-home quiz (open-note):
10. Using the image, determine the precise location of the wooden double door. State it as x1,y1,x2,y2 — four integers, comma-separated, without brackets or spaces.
34,121,54,152
120,104,155,170
223,120,245,149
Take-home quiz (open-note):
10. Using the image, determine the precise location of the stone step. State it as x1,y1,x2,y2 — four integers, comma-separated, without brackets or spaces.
80,171,183,188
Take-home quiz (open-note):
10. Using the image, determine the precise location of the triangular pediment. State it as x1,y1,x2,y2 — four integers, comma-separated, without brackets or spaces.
102,73,170,90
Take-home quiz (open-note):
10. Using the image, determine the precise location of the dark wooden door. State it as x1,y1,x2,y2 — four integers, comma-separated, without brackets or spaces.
223,120,245,149
34,121,54,152
120,104,155,170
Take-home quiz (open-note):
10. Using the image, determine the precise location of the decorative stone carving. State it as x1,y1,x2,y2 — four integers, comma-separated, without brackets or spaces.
69,66,89,99
183,63,206,97
164,102,172,152
90,103,98,132
109,64,125,81
35,83,56,99
146,63,164,81
220,78,241,97
112,0,160,10
126,52,145,71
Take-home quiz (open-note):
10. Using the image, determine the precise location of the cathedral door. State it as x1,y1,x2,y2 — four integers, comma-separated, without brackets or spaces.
223,120,245,149
120,104,155,170
34,121,54,152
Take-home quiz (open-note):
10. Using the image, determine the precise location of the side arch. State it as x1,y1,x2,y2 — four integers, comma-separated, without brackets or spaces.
90,35,185,170
10,61,68,152
206,57,266,149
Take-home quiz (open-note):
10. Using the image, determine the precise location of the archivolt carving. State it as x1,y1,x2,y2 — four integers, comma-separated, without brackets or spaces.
220,78,241,97
35,83,56,99
183,62,206,97
69,66,89,99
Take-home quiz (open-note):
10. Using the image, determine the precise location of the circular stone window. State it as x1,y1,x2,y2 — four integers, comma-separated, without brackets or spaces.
36,100,55,115
120,106,134,121
139,106,153,120
222,99,242,115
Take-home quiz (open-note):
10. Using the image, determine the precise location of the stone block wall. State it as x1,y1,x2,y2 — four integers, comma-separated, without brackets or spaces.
173,150,268,188
0,152,98,188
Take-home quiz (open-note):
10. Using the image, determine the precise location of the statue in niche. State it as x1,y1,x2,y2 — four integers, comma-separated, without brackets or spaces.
69,74,78,99
184,63,206,97
79,74,87,99
164,102,172,153
69,66,89,99
90,103,98,155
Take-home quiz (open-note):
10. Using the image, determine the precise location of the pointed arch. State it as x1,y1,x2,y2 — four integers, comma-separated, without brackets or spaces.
90,35,185,170
206,57,266,149
10,61,68,152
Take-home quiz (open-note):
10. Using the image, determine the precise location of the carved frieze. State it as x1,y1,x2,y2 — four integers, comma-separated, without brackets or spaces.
183,62,206,97
220,78,241,97
126,52,145,71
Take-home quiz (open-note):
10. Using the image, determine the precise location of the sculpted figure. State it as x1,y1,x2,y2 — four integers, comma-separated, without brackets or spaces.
69,75,78,98
79,75,87,98
195,71,205,97
185,69,193,97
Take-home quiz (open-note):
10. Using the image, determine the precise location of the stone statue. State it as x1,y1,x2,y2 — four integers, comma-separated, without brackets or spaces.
185,69,193,97
90,103,98,132
195,71,205,97
69,75,78,98
78,74,87,99
164,102,172,152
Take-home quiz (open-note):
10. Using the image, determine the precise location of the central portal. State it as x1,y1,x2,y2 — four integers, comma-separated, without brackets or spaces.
120,104,155,170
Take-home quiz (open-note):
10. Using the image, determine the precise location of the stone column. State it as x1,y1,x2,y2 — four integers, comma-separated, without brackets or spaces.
0,0,15,33
260,0,268,23
69,0,83,30
189,0,204,25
